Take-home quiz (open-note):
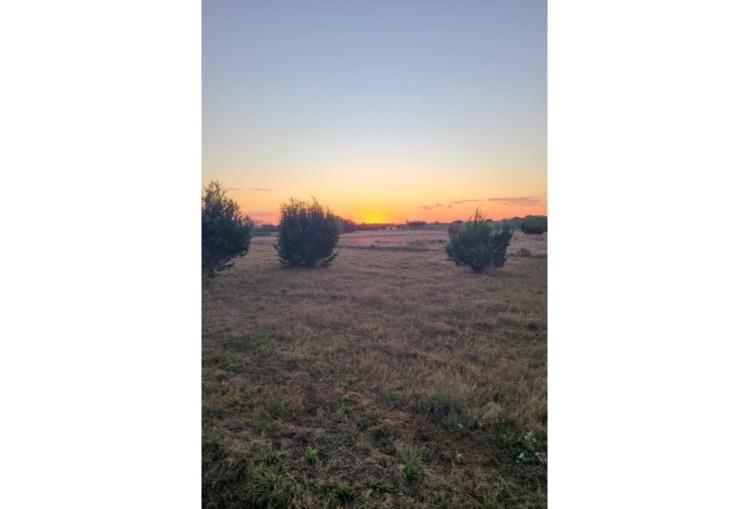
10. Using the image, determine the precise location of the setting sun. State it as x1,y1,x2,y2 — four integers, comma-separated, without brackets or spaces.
362,214,385,224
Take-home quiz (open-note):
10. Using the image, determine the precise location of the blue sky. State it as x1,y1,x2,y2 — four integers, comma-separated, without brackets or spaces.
203,0,546,223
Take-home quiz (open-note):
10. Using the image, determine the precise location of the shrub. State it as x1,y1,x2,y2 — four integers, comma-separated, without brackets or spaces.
275,198,340,268
202,181,253,277
445,210,513,273
520,216,547,234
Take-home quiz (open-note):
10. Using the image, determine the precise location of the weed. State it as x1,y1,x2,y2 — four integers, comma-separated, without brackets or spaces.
334,482,355,504
306,446,319,465
501,429,547,465
398,445,423,482
368,480,394,495
421,391,468,430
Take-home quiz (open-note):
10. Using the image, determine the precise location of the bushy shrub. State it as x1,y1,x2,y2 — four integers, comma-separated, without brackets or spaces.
202,181,253,277
275,198,339,268
520,216,547,234
445,210,513,273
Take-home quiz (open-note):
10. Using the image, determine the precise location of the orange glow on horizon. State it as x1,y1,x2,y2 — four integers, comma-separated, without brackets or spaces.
360,214,387,224
236,200,546,226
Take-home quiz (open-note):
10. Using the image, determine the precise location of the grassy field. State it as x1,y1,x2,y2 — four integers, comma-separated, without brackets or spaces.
203,230,547,508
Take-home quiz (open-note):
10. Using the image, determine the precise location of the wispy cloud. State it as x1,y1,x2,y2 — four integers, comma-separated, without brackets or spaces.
449,199,483,204
487,196,543,206
246,211,277,221
421,202,444,210
226,187,273,192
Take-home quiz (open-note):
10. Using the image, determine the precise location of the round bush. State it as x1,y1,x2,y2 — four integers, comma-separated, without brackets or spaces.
275,198,339,268
445,210,513,273
202,181,253,277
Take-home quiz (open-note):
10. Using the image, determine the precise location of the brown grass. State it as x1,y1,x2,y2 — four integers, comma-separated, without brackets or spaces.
203,230,547,508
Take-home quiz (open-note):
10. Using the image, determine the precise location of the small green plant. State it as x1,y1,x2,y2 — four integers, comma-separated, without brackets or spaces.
445,210,513,273
397,445,423,482
305,446,319,465
275,198,340,268
369,480,394,495
334,481,355,504
502,429,547,465
422,391,467,430
202,181,254,277
403,463,421,482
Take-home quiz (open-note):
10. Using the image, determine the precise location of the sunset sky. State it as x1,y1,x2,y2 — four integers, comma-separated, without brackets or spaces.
203,0,546,225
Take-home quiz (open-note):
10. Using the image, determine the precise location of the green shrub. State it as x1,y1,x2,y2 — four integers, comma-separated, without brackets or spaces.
445,210,513,273
202,181,253,277
275,198,339,268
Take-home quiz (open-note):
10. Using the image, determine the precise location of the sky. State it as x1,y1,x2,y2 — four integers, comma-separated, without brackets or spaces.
204,0,546,224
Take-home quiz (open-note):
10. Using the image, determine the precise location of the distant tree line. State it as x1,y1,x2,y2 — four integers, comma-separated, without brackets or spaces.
495,215,547,235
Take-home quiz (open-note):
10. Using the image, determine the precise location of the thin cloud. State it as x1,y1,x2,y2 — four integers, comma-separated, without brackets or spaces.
421,202,443,210
487,196,543,206
449,199,483,204
226,187,273,192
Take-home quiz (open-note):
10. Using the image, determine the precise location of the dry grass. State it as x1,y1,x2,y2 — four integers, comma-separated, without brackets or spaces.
203,230,547,508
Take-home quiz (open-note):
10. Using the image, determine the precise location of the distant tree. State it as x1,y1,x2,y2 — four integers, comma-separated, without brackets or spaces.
202,181,253,277
406,220,427,228
275,198,339,268
445,210,513,273
336,216,357,234
520,216,547,234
